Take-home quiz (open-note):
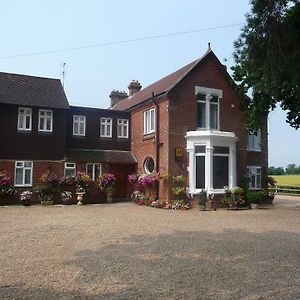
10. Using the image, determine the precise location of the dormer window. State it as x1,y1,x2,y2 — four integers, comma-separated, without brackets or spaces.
196,87,222,130
38,109,53,132
17,107,32,131
73,115,86,136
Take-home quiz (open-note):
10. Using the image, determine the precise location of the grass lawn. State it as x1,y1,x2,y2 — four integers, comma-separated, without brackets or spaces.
273,175,300,187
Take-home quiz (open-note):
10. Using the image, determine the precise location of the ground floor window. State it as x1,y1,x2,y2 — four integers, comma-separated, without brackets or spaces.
144,157,155,174
65,163,76,177
15,161,33,186
248,166,261,189
186,131,237,194
86,163,102,181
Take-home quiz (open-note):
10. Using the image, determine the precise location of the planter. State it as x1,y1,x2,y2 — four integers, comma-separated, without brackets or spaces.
41,200,54,206
107,190,113,204
76,192,85,205
199,204,206,211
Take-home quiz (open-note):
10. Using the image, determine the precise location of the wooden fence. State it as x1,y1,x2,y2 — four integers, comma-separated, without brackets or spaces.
269,186,300,196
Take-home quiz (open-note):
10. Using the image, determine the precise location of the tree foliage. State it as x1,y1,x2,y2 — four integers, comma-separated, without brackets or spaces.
232,0,300,129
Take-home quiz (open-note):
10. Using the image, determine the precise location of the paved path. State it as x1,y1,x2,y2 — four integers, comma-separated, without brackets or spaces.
274,194,300,206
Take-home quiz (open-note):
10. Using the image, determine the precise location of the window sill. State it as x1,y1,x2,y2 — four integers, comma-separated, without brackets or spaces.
143,133,155,141
73,135,86,138
100,136,112,139
247,149,262,152
14,185,32,187
17,129,32,133
38,131,53,134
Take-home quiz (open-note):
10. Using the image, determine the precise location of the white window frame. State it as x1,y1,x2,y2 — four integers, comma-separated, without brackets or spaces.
247,166,262,190
144,108,155,135
14,161,33,187
17,107,32,131
86,163,102,181
195,87,222,130
247,129,261,151
100,118,113,138
117,119,129,138
73,115,86,136
144,157,155,174
38,109,53,132
64,162,76,177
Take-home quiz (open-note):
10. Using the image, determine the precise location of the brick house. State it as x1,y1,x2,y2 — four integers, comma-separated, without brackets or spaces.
0,47,267,204
112,47,268,203
0,72,135,202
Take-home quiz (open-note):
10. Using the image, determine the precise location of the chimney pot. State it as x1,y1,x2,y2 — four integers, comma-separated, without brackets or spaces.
128,80,142,96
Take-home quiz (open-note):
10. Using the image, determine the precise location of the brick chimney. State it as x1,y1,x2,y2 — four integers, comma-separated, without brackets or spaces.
109,90,128,107
128,80,142,96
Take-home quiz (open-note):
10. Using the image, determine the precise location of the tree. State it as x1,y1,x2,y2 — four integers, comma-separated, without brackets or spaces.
232,0,300,130
285,164,300,174
268,166,285,175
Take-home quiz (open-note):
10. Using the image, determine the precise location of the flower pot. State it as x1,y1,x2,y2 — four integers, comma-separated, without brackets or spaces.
107,190,113,203
76,192,85,205
199,204,206,211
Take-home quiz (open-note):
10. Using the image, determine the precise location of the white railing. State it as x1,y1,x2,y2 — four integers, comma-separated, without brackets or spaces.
269,186,300,196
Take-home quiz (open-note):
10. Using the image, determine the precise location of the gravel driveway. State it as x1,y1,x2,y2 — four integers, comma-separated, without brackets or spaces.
0,202,299,300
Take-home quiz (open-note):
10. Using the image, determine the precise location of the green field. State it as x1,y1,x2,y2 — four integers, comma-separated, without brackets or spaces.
273,175,300,187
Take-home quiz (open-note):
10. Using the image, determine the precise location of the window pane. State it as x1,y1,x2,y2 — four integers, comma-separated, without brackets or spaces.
95,164,101,179
195,146,206,153
79,123,84,135
196,156,205,189
213,156,228,189
210,104,218,129
15,168,23,185
86,164,93,179
65,168,75,177
18,115,24,128
197,102,206,128
213,146,229,154
197,93,206,101
24,169,31,185
211,95,219,103
25,116,31,129
150,110,155,131
24,162,32,168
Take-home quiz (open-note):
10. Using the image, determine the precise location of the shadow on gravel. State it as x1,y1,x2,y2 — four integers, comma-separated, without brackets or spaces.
1,229,300,300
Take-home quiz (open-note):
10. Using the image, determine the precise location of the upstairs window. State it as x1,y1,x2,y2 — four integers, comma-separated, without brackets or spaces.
117,119,129,138
100,118,112,137
73,115,86,136
144,109,155,135
196,87,222,130
15,161,33,186
248,166,261,189
86,163,102,181
17,107,32,131
248,130,261,151
38,109,53,132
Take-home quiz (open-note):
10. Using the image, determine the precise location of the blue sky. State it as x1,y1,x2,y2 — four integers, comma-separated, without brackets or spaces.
0,0,299,168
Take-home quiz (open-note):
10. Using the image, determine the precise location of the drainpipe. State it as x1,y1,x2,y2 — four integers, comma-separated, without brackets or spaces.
152,92,160,200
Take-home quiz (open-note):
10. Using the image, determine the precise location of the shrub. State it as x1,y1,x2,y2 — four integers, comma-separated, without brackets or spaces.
0,170,17,196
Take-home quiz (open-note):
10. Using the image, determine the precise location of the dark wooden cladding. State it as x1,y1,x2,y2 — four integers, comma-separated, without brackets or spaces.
66,106,131,151
0,103,66,160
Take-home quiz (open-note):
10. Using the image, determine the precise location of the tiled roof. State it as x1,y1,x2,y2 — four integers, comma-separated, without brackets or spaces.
66,149,137,164
0,72,69,109
112,50,212,111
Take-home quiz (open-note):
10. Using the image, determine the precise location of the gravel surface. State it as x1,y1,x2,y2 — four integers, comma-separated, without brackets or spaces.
0,201,300,300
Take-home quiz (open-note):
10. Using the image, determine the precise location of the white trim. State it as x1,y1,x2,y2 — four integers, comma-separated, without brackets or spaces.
247,166,262,190
195,86,222,131
38,109,53,132
143,108,155,135
117,119,129,138
64,162,76,177
144,157,155,174
247,129,261,152
186,130,237,195
86,163,102,181
73,115,86,136
14,161,33,187
100,117,113,138
17,107,32,131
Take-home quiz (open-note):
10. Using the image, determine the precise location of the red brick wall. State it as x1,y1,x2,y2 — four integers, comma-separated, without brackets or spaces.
130,52,268,201
130,97,170,200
